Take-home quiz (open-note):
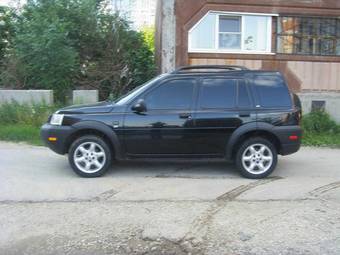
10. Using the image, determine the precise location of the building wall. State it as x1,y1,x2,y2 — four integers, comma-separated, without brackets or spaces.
156,0,340,92
189,59,340,93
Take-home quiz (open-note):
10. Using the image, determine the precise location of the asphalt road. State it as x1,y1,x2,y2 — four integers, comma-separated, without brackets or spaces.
1,142,340,254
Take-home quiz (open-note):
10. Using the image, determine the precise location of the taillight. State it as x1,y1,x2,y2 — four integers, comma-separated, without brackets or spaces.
289,135,299,141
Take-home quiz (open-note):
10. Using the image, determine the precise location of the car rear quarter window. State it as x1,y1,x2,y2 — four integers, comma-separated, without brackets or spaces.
253,75,292,108
199,79,237,109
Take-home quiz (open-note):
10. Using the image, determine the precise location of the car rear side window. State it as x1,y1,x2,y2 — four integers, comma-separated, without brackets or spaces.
199,79,237,109
254,75,292,108
145,79,195,110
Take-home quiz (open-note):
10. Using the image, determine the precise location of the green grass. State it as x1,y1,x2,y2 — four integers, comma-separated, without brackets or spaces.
0,102,59,146
302,132,340,148
301,110,340,147
0,124,43,145
0,101,59,126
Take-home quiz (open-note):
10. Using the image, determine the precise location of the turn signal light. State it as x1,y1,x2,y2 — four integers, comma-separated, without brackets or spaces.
48,137,57,142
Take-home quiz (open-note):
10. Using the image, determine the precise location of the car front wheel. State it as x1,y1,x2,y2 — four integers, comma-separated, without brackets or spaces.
236,137,277,179
68,135,112,178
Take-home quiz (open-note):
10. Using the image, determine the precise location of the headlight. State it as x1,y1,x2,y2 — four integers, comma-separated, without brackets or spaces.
50,114,64,126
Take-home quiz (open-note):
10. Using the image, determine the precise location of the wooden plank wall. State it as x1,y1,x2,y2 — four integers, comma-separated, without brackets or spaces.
287,62,340,91
189,58,340,92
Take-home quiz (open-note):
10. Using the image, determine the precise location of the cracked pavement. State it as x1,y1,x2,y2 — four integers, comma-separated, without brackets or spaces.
1,142,340,254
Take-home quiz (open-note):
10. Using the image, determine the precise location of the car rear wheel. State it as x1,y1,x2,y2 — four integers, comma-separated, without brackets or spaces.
236,137,277,179
68,135,112,178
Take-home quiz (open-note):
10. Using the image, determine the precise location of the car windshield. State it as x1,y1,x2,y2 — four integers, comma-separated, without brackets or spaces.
114,75,167,105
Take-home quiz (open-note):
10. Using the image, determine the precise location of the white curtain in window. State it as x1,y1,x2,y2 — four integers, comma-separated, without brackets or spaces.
243,16,269,52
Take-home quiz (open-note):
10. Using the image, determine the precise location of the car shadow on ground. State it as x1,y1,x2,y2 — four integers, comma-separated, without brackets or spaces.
108,159,241,179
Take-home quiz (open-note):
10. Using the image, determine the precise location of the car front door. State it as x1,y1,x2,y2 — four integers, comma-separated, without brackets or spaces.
123,78,197,156
191,77,256,156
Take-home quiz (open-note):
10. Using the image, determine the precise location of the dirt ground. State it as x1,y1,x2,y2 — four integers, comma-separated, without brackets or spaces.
1,142,340,254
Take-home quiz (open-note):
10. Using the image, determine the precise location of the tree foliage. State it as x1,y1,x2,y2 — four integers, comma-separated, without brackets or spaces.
0,6,16,68
141,26,155,53
0,0,156,102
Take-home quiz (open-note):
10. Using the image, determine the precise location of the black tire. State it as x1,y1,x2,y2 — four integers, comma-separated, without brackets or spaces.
235,137,277,179
68,135,112,178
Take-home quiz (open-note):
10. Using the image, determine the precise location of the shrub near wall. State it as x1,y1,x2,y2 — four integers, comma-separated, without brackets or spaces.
0,102,56,127
302,111,340,147
0,102,59,145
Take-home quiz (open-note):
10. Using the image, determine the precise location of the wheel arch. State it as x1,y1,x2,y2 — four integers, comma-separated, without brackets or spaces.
66,121,123,160
226,122,281,160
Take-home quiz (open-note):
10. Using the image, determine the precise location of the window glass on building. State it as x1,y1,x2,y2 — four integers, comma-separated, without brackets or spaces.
189,11,273,53
219,16,242,49
277,16,340,56
189,13,216,49
145,79,195,110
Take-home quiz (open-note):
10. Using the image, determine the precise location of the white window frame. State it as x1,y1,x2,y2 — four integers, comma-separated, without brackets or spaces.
188,11,278,55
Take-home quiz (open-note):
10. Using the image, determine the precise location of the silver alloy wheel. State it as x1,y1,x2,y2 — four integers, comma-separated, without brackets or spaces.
73,142,106,174
241,143,273,175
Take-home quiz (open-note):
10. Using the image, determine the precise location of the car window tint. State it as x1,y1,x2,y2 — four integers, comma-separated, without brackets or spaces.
238,82,252,108
254,75,292,108
199,79,237,109
145,79,195,110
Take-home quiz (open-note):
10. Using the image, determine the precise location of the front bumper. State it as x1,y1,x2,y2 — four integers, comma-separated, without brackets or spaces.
272,126,302,156
41,124,76,155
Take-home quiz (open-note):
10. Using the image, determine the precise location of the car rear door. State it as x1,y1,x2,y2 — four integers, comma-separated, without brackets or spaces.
191,77,256,156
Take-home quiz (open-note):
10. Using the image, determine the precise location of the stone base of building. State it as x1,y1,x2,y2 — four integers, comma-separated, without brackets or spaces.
298,92,340,123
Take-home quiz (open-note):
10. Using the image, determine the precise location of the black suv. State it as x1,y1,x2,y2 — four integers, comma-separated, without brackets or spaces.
41,65,302,179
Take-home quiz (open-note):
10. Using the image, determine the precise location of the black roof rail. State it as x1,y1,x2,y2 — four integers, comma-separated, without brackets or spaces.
172,65,249,74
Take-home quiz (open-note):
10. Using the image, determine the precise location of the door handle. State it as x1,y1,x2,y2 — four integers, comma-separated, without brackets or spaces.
239,113,251,117
179,113,192,119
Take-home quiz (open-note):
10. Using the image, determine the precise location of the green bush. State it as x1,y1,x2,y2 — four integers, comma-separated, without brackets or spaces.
302,110,339,134
302,110,340,147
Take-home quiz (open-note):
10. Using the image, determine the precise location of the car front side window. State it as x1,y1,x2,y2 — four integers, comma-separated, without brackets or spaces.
144,79,195,110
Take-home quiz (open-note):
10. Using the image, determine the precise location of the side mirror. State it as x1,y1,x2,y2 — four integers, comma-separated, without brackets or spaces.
131,99,147,113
